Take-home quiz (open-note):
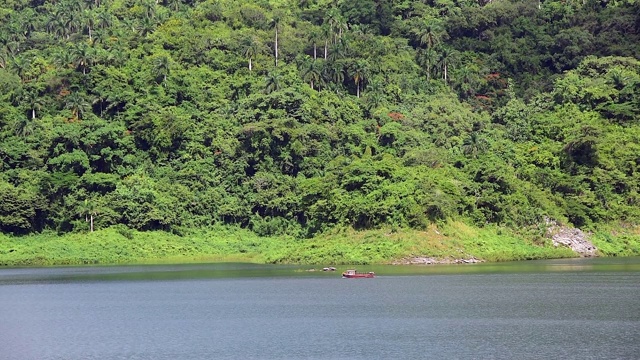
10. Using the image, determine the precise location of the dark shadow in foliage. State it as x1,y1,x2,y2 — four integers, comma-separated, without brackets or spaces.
562,125,600,174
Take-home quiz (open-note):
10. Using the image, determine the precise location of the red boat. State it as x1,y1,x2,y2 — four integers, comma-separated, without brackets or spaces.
342,269,375,278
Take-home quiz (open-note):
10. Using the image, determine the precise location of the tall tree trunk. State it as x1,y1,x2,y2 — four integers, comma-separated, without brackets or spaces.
275,28,278,67
249,57,252,71
444,64,448,83
313,43,316,60
357,82,360,98
32,109,35,119
324,40,327,60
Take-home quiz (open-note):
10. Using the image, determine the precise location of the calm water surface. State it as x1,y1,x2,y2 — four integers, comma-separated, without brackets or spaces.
1,258,639,360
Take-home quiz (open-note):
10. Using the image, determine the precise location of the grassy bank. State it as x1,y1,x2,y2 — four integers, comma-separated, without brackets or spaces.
1,222,638,267
590,224,640,257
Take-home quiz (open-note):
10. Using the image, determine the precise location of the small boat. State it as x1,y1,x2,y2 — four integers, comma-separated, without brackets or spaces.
342,269,375,278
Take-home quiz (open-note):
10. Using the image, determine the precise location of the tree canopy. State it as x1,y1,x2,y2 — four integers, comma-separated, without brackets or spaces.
1,0,639,237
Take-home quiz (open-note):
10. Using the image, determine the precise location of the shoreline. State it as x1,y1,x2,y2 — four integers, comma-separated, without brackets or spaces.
391,256,484,265
1,223,638,267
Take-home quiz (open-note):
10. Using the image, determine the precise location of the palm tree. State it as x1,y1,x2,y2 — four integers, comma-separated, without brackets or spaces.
12,117,38,138
137,15,156,37
326,9,347,44
462,132,488,158
72,42,89,74
438,47,458,83
453,65,476,98
607,68,630,91
350,60,369,98
78,199,98,232
302,58,323,90
18,89,45,120
327,40,347,63
10,56,31,81
81,9,96,41
5,18,26,45
324,9,338,42
308,28,322,60
411,19,446,50
110,46,129,68
53,48,75,69
91,28,110,47
141,0,158,19
45,12,59,35
67,14,83,38
264,71,283,94
73,43,93,74
324,60,345,92
152,55,170,84
364,79,385,110
269,13,282,67
65,91,91,120
320,24,331,60
243,36,263,72
96,9,113,29
49,16,70,40
417,48,439,81
92,94,106,116
21,8,37,31
166,0,182,11
86,0,101,9
67,0,86,13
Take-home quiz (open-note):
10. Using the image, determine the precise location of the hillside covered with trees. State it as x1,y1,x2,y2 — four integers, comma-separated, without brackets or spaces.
1,0,639,262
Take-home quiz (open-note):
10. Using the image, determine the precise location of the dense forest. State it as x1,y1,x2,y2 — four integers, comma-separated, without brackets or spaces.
1,0,639,242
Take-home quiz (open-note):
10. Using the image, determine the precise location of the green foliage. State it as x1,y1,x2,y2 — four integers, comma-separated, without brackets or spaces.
0,0,639,263
0,179,43,234
589,223,640,257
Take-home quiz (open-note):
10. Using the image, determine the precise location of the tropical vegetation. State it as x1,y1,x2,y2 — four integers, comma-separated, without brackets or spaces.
1,0,639,265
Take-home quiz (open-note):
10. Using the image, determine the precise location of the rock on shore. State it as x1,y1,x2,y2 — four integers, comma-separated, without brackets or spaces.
546,219,597,257
391,256,483,265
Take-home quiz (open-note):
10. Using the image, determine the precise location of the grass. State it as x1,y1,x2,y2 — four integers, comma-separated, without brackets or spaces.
0,226,271,267
590,222,640,257
0,222,638,267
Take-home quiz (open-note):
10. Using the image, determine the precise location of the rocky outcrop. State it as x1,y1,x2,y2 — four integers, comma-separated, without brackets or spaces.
546,219,597,257
391,256,483,265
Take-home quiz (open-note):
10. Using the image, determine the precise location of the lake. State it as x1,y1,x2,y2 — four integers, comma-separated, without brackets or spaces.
1,258,639,359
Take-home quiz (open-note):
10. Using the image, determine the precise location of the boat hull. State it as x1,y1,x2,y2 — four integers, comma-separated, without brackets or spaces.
342,272,375,278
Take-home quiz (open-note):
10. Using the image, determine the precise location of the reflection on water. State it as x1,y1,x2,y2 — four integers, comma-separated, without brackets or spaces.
0,262,302,284
373,256,640,277
1,257,638,284
0,257,639,360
